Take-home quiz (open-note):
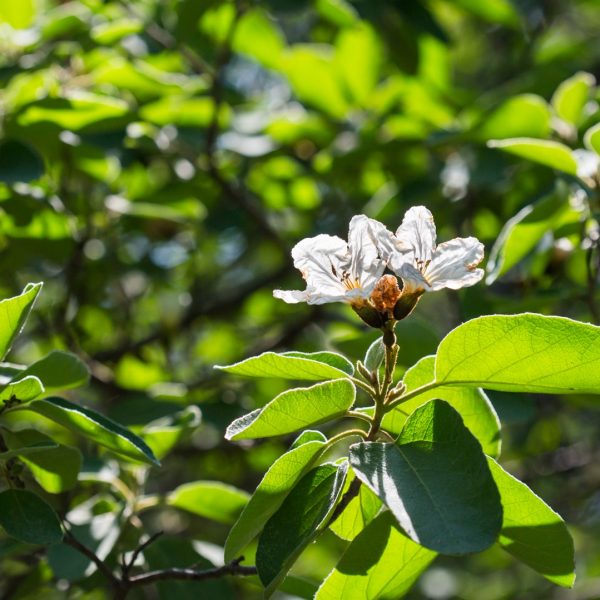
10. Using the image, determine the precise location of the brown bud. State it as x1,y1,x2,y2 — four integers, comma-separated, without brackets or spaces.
370,275,402,314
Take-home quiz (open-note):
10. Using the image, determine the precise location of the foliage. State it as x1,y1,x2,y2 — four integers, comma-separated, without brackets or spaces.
2,0,600,598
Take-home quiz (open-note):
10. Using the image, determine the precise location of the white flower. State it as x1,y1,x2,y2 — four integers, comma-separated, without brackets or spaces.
273,215,390,306
387,206,484,294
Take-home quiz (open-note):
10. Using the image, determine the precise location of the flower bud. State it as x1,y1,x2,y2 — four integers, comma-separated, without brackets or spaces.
393,290,424,321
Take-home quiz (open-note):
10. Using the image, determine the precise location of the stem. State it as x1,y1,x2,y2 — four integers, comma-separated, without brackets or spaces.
346,410,373,424
385,381,440,411
349,376,377,396
327,429,368,447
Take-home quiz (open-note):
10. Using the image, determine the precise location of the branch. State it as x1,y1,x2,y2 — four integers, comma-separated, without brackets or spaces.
63,530,120,590
125,559,257,588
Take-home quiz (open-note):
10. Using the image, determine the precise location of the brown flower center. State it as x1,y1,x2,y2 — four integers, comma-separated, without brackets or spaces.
370,275,401,313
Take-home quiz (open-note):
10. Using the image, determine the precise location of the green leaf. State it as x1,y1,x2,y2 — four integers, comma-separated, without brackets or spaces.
476,94,551,140
317,512,436,600
487,138,578,175
256,462,348,597
139,96,230,128
282,351,354,375
233,8,286,69
0,489,62,545
451,0,519,27
486,185,574,283
0,140,44,184
225,434,328,562
91,18,142,45
435,314,600,394
217,351,351,380
0,375,44,403
488,458,575,587
551,71,595,126
167,481,249,524
0,283,42,361
383,356,501,458
329,474,381,541
336,23,381,105
225,379,355,440
2,428,82,493
280,45,350,119
0,0,36,28
20,350,90,395
584,122,600,156
350,400,502,555
16,93,129,132
24,396,159,466
364,338,385,372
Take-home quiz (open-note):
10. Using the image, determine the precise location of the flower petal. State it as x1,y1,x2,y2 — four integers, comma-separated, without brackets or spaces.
394,206,437,263
273,288,351,305
290,234,349,295
424,237,484,291
348,215,388,291
397,263,430,294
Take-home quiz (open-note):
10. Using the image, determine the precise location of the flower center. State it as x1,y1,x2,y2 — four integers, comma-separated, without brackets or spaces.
370,275,401,313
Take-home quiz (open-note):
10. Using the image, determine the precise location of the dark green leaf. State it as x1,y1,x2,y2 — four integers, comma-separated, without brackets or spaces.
24,396,159,466
350,400,502,555
0,489,62,545
256,462,348,597
225,434,328,562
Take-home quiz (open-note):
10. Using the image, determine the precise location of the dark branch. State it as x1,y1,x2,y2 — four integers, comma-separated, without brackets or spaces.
63,529,120,590
125,559,257,588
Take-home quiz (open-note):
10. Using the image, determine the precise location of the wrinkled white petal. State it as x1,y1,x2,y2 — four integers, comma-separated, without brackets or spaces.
272,290,309,304
273,288,351,305
397,263,430,294
394,206,437,263
348,215,388,291
424,237,484,291
290,234,350,295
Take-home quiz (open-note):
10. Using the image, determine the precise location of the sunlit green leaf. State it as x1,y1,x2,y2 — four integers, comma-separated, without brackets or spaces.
225,432,328,562
435,314,600,394
168,481,249,524
317,512,436,600
384,356,501,457
551,71,595,126
0,283,42,361
20,350,89,395
488,458,575,587
486,184,576,283
0,375,44,403
218,351,351,380
225,379,355,440
584,122,600,156
488,138,577,175
476,95,551,140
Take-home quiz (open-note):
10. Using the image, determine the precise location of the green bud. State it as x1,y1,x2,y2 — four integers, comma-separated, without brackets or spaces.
393,291,424,321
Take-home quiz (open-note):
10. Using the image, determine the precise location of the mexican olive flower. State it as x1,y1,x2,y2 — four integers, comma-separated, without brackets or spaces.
273,215,391,308
386,206,484,295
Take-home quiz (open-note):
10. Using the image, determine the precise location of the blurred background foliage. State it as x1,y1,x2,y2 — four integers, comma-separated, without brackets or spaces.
2,0,600,598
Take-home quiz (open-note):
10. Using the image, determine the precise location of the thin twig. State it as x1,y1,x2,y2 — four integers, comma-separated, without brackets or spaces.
63,530,120,590
125,560,257,588
122,531,164,578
